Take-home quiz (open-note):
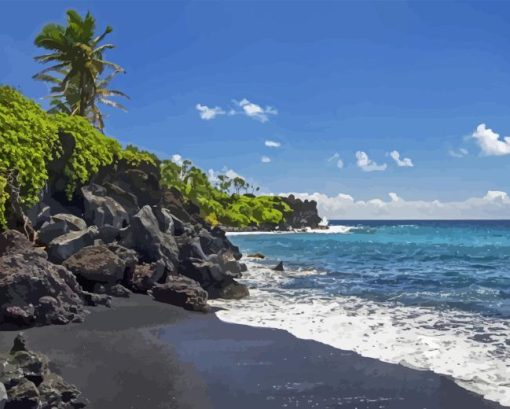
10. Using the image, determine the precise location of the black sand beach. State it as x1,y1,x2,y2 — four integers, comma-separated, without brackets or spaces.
0,295,503,409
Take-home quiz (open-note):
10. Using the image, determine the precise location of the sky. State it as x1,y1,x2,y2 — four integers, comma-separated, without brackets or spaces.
2,0,510,218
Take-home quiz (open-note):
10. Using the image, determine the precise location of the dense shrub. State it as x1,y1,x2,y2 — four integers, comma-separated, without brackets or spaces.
0,86,156,226
160,159,292,228
0,86,60,208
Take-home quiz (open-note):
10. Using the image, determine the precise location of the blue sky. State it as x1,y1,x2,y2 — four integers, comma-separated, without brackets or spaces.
2,1,510,217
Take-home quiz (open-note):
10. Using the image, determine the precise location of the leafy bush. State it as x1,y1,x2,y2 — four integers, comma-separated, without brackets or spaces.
51,114,122,198
0,86,156,226
160,159,292,228
0,86,60,214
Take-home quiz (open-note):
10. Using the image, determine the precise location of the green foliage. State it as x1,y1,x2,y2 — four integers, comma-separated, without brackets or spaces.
120,145,158,167
51,113,122,198
160,158,292,228
0,86,60,210
0,87,155,225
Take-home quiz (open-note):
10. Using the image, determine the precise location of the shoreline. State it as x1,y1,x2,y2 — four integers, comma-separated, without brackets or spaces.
0,294,504,409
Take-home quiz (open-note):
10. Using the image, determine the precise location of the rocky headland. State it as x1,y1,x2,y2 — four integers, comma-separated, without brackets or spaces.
0,147,322,407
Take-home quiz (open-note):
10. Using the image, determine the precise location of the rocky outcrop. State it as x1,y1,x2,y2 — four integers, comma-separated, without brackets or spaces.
149,275,208,312
0,231,85,328
63,245,126,287
281,194,322,229
0,334,87,408
122,205,179,270
47,227,98,264
81,184,129,229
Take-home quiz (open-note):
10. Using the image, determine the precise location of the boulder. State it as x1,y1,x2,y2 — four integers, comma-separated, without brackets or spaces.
63,245,126,285
47,227,98,263
51,213,87,231
38,220,70,245
0,230,45,258
81,291,111,307
208,278,250,300
0,334,87,408
123,205,179,270
149,276,208,312
106,243,138,285
97,225,121,244
105,284,131,298
0,382,6,409
273,261,284,271
248,252,265,259
103,181,140,216
0,249,85,328
129,261,165,293
179,259,226,288
207,227,242,260
152,207,174,234
81,184,129,229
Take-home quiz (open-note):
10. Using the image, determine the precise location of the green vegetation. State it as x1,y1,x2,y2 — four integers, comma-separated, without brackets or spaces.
161,159,292,227
0,86,152,227
34,9,127,130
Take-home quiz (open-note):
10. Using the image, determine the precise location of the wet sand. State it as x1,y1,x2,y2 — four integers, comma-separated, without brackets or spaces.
0,294,504,409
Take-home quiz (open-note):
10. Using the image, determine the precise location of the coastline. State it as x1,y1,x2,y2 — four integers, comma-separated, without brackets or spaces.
0,294,504,409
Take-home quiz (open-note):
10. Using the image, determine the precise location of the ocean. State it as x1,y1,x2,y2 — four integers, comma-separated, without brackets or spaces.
211,220,510,407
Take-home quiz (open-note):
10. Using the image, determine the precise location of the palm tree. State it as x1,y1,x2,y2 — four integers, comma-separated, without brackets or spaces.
33,10,127,129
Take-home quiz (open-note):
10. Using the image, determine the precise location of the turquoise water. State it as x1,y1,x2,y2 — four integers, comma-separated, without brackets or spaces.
231,220,510,318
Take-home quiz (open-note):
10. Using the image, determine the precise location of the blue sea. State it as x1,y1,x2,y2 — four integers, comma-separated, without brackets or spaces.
211,221,510,407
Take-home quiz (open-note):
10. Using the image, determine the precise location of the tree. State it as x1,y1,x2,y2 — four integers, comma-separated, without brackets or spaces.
232,176,246,195
33,9,127,130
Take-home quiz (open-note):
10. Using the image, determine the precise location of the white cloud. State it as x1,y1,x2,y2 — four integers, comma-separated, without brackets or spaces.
390,150,414,167
278,191,510,219
265,140,281,148
235,98,277,122
261,156,271,163
449,148,469,158
196,104,226,120
327,153,343,170
207,167,245,184
355,151,387,172
171,154,183,165
472,123,510,156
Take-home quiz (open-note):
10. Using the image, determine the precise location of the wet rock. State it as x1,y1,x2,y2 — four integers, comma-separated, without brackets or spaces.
208,278,250,300
247,252,265,259
47,227,98,264
6,378,39,408
149,275,208,312
273,261,284,271
82,184,129,229
63,245,125,285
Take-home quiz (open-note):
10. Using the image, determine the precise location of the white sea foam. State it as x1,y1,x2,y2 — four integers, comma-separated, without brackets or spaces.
226,225,357,236
211,262,510,407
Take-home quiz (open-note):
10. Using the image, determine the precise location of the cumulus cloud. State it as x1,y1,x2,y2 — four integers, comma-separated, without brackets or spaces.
265,140,281,148
171,154,183,165
390,150,414,167
207,167,245,184
235,98,278,122
261,156,271,163
449,148,469,158
355,151,387,172
278,191,510,219
472,123,510,156
195,104,226,120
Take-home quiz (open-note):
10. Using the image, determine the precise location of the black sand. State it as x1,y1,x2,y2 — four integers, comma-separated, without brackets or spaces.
0,295,504,409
